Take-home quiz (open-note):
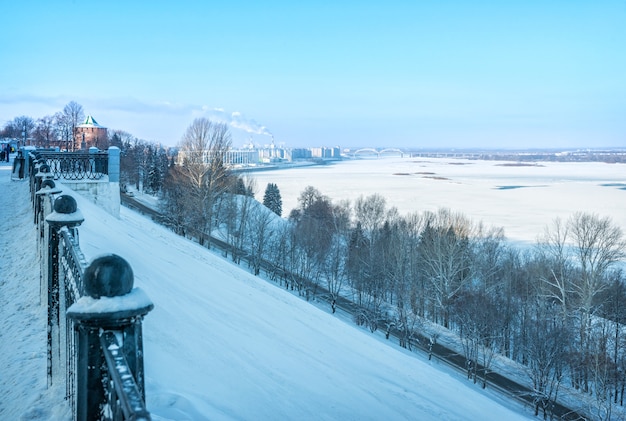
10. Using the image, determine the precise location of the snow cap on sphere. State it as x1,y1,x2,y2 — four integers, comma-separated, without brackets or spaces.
84,254,134,299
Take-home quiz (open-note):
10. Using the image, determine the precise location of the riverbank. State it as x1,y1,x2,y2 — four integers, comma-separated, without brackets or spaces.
233,158,341,173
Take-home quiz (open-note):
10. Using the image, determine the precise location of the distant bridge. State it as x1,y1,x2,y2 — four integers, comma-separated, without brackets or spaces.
352,148,405,158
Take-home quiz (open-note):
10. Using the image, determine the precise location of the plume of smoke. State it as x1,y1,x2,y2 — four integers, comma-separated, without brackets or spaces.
229,111,272,137
192,106,272,138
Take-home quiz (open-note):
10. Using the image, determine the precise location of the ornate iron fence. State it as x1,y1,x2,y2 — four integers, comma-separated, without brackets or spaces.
29,156,153,421
34,151,109,180
59,227,86,409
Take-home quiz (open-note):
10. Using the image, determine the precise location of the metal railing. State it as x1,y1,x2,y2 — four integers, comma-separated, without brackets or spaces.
32,150,109,180
100,331,152,420
29,154,153,421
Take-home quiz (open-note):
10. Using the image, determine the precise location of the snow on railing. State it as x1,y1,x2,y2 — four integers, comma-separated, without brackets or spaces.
29,157,153,421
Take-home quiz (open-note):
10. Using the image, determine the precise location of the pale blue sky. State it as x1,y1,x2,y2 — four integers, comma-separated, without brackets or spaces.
1,1,625,149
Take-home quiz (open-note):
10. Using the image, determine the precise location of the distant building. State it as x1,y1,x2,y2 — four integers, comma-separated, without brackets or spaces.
291,148,312,159
310,146,341,159
74,115,108,150
176,144,342,168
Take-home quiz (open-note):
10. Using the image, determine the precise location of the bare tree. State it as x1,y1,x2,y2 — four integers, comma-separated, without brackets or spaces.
354,193,386,241
1,120,17,138
293,193,335,299
33,115,56,148
10,116,35,147
418,208,475,327
176,118,233,246
247,201,276,276
61,101,84,151
452,289,505,388
569,212,625,336
571,213,624,392
598,271,626,407
539,213,625,393
537,217,574,321
349,194,391,331
585,318,619,421
472,224,506,293
218,189,249,263
386,212,424,349
297,185,324,211
54,111,73,150
269,223,299,289
320,199,351,313
217,175,256,263
523,301,570,420
160,166,193,236
494,247,525,359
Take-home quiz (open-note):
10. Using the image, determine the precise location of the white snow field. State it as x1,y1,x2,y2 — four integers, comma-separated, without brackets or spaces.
248,157,626,247
0,157,538,420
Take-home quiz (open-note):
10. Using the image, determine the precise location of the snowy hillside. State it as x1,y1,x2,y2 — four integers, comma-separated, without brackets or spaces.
0,161,534,420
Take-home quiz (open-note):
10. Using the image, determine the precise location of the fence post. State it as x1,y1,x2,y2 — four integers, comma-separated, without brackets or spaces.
45,195,84,385
30,154,40,203
36,179,62,305
33,164,53,224
107,147,121,218
108,146,120,183
67,254,153,421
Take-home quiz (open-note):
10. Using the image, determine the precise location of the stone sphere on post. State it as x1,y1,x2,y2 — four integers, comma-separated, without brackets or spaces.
34,163,52,190
36,163,52,180
36,179,62,195
54,195,77,214
45,194,84,228
41,179,55,190
83,254,134,299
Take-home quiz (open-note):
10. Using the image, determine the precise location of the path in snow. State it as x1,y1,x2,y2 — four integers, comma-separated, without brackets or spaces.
0,160,69,420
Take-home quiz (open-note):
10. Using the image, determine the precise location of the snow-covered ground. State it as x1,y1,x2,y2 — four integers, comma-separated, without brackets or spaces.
248,157,626,247
0,160,71,420
0,158,537,420
4,156,624,420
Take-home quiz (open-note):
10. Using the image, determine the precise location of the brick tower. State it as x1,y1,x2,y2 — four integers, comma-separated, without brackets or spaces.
74,115,108,150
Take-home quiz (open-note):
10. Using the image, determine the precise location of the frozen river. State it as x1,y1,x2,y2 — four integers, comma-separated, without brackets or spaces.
248,157,626,246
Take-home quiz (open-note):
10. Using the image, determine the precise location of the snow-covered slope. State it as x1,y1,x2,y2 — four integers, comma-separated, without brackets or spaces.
76,187,533,420
0,160,533,420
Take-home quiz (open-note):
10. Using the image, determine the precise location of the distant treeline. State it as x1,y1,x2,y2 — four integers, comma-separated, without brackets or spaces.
409,149,626,164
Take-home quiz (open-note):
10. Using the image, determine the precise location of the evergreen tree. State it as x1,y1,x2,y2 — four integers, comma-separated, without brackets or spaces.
147,145,170,195
145,145,157,194
263,183,282,216
234,177,254,197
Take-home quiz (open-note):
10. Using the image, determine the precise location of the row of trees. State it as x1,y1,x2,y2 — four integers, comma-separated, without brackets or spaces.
269,191,626,419
116,133,171,196
2,101,87,150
